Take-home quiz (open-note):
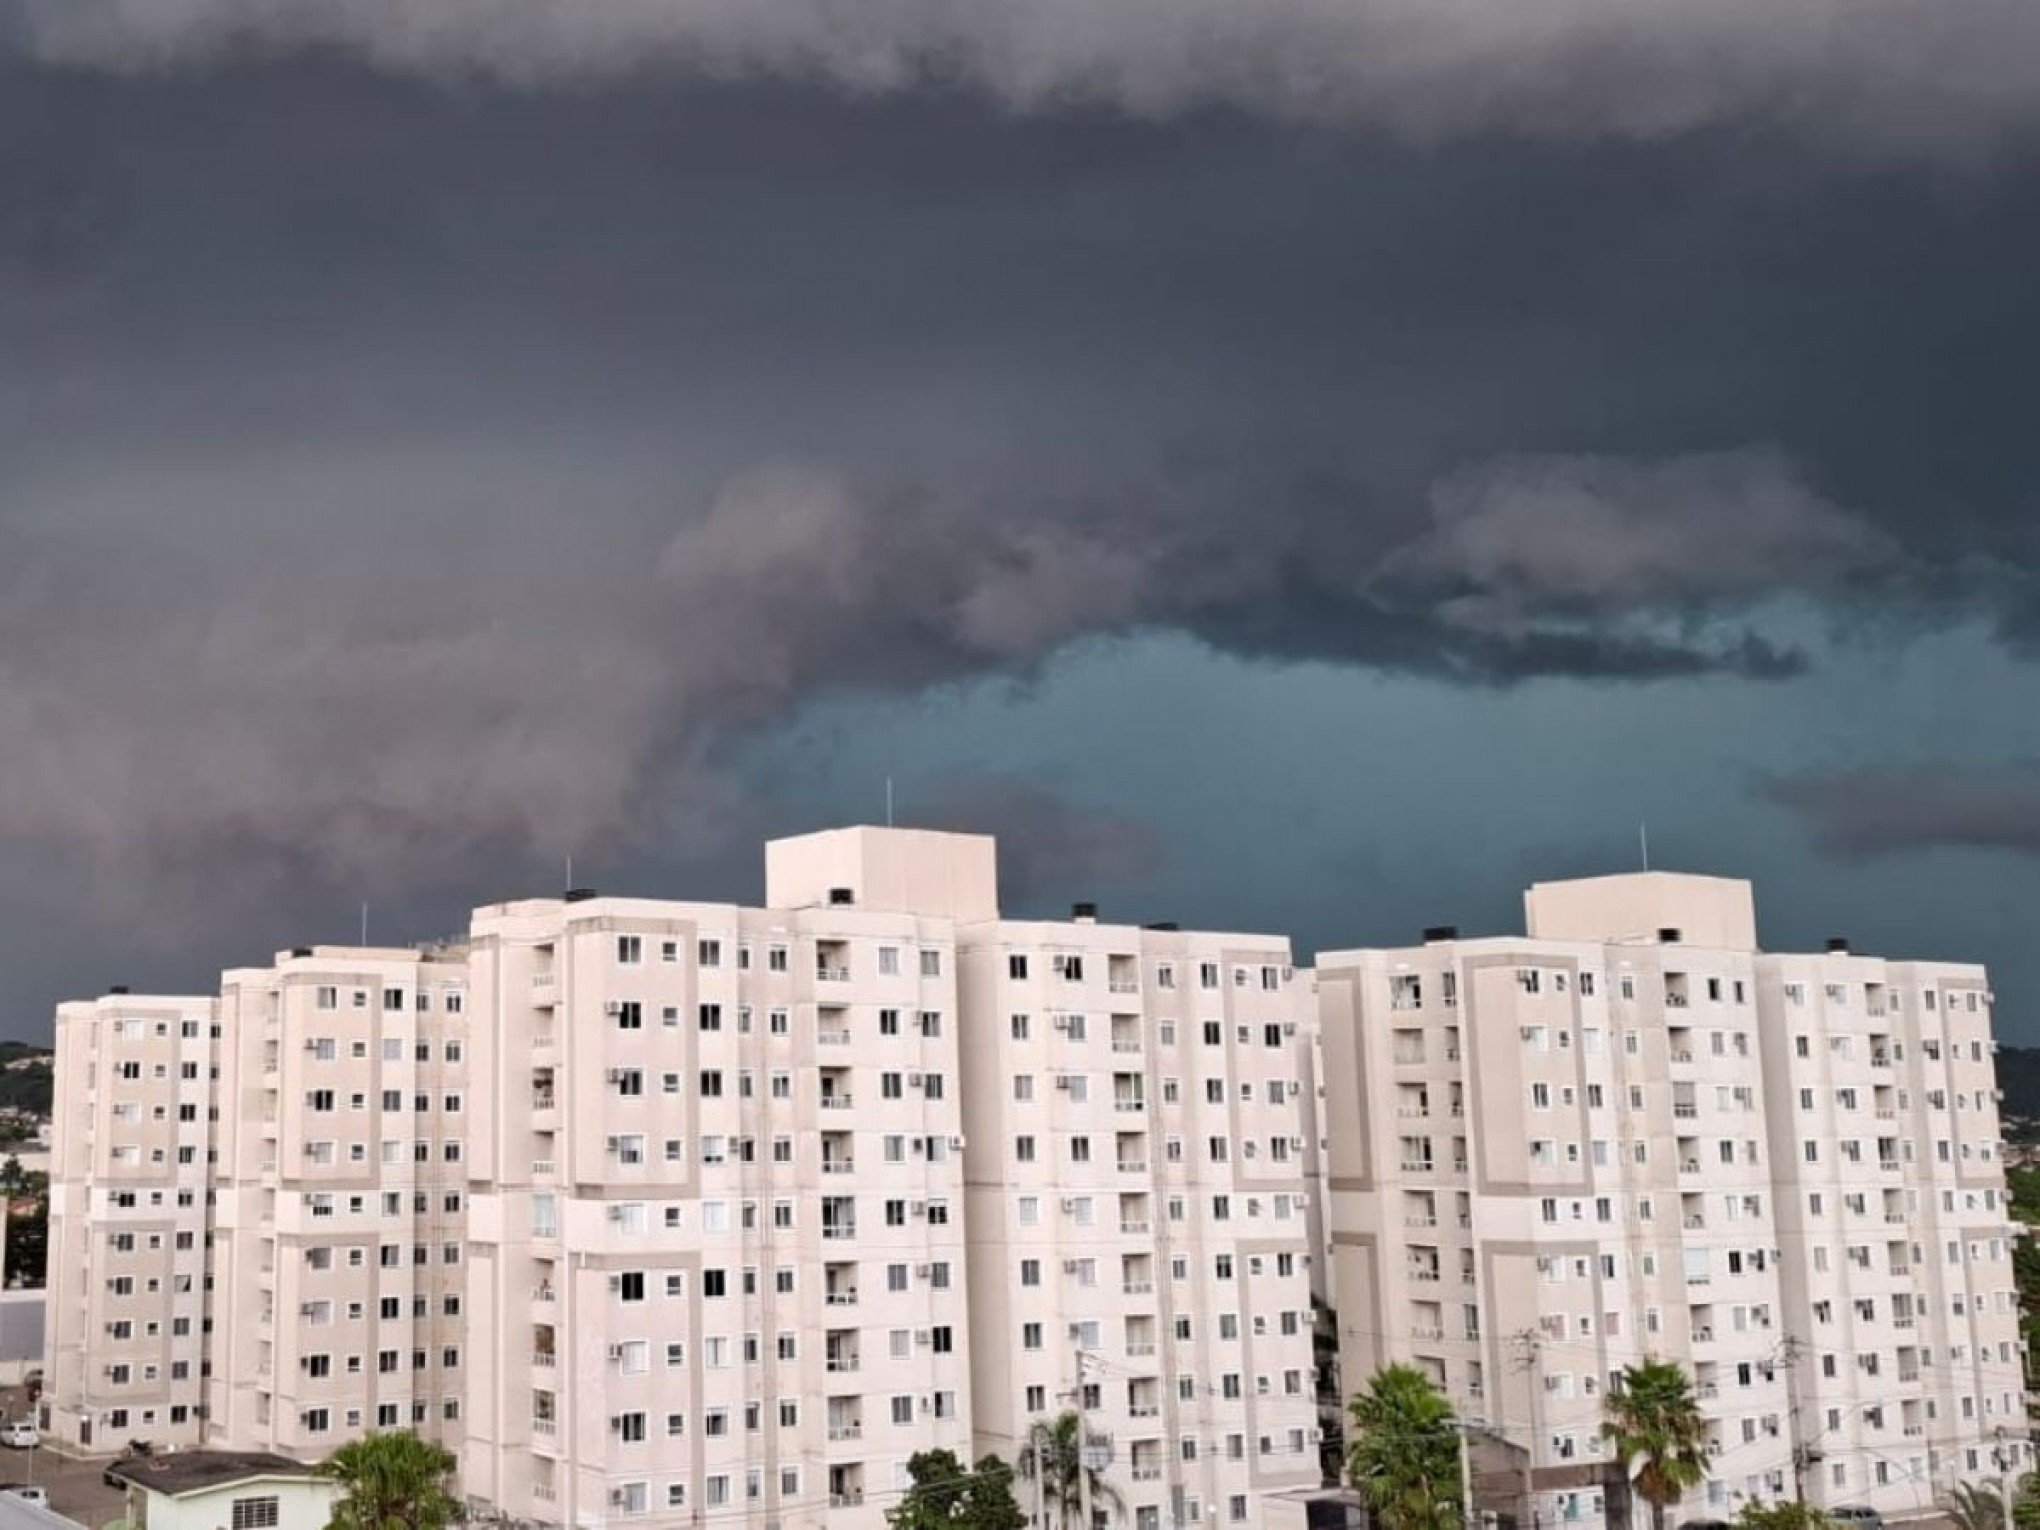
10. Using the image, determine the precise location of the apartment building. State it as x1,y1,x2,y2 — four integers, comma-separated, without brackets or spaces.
957,908,1321,1530
1320,872,2029,1528
206,945,472,1455
458,828,981,1530
45,991,218,1451
1758,946,2027,1512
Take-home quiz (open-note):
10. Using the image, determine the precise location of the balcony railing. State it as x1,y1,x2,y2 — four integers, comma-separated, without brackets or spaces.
818,1031,852,1047
822,1224,858,1241
1118,1160,1149,1174
1126,1341,1157,1357
820,1095,854,1110
1115,1098,1146,1113
830,1492,865,1509
533,1351,556,1368
822,1159,856,1175
1110,979,1140,994
825,1356,860,1374
828,1424,862,1442
1121,1219,1152,1235
817,966,851,982
825,1289,858,1307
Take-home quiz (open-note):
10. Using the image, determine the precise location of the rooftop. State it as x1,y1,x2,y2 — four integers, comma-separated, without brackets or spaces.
106,1452,320,1497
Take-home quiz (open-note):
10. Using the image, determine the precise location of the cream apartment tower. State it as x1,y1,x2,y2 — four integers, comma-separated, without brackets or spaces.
45,992,218,1451
1321,872,2029,1527
955,910,1321,1529
206,944,472,1454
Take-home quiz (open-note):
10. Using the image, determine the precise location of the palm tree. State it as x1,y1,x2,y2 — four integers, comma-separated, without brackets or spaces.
1344,1364,1462,1530
1942,1478,2031,1530
1017,1411,1124,1529
1603,1359,1711,1530
319,1430,460,1530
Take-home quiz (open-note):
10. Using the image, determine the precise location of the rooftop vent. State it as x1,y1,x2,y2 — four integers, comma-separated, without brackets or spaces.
563,888,598,903
108,984,130,996
1423,925,1458,943
828,887,855,906
290,947,313,958
1144,921,1179,932
1072,901,1098,923
1657,927,1682,944
1826,936,1850,954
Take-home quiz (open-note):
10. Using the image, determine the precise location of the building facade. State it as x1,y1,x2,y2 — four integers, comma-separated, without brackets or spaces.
956,911,1321,1530
44,992,218,1451
206,945,472,1455
1320,872,2029,1527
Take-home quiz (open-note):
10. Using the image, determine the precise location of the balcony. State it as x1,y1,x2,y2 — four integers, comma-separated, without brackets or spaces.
1118,1160,1150,1175
818,1030,852,1047
532,1351,556,1368
531,1416,557,1437
828,1423,862,1442
1114,1098,1146,1114
820,1094,854,1111
825,1356,860,1375
1129,1402,1161,1418
817,966,851,982
822,1159,856,1176
1121,1219,1152,1235
1126,1342,1157,1357
1408,1324,1444,1340
1405,1214,1437,1228
532,1158,556,1176
1132,1465,1163,1482
1123,1280,1154,1295
830,1493,865,1509
1112,1039,1141,1054
825,1288,858,1307
822,1223,858,1242
1110,979,1140,995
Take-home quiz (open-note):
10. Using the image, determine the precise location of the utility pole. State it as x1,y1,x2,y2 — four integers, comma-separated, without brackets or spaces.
1513,1328,1544,1530
1777,1335,1807,1503
1459,1419,1478,1530
1074,1344,1093,1530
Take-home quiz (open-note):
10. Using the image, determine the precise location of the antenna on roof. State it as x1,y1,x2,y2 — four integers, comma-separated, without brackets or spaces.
565,854,573,892
1639,823,1650,872
360,901,369,946
886,776,895,828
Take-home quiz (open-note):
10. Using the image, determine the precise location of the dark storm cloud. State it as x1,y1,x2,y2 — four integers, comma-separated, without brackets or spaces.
905,775,1166,908
3,52,2040,977
1762,764,2040,859
13,0,2040,155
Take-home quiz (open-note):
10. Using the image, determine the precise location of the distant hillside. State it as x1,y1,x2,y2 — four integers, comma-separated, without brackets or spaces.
2001,1046,2040,1134
0,1046,51,1119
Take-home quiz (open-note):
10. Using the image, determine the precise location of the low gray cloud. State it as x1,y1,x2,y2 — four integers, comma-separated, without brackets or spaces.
12,0,2040,155
1762,763,2040,859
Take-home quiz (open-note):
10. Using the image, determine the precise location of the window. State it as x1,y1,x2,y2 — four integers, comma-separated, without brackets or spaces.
618,935,642,964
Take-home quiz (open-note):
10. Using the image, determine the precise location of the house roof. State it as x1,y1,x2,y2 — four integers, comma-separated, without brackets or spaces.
105,1452,322,1497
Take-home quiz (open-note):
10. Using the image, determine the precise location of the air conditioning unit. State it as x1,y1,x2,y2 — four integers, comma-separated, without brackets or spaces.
607,1274,623,1293
604,1001,625,1016
914,1264,932,1278
1061,1198,1079,1212
1055,1076,1074,1091
910,1139,925,1156
1283,1021,1297,1036
605,1068,627,1083
1289,1136,1305,1152
608,1490,629,1506
949,1136,967,1151
910,1201,927,1217
605,1205,626,1223
1052,1016,1071,1031
1063,1259,1083,1273
913,1329,931,1346
907,1072,924,1088
606,1344,625,1361
608,1416,625,1433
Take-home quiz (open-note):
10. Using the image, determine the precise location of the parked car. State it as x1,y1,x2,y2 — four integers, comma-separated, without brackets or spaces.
0,1485,48,1507
1678,1520,1734,1530
1830,1510,1884,1530
0,1423,37,1450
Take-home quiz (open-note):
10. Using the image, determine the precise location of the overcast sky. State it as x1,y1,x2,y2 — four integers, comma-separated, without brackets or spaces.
6,2,2040,1039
